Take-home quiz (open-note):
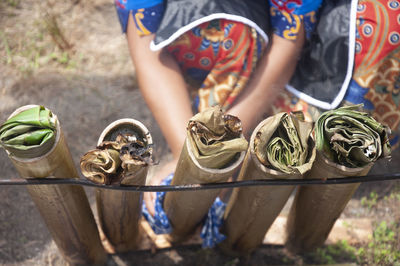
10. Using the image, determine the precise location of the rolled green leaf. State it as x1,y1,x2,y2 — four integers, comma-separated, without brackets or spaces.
315,104,391,167
0,106,56,148
254,112,313,174
0,106,57,157
1,105,55,129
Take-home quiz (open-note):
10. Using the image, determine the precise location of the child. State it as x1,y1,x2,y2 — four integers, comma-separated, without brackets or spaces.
114,0,322,215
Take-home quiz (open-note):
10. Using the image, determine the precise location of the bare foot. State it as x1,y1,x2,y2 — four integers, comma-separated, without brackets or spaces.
144,158,178,216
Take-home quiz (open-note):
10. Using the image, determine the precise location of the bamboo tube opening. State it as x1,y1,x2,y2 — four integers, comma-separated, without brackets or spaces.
5,105,59,161
248,115,316,178
185,134,246,179
6,105,76,179
310,151,372,177
98,118,152,146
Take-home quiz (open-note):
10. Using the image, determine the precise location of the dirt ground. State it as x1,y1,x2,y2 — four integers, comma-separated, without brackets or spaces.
0,1,399,265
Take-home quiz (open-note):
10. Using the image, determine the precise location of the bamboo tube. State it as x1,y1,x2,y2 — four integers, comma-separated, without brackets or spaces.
95,119,152,252
219,114,315,255
3,105,107,265
163,137,245,243
163,107,247,243
285,105,391,254
285,152,371,254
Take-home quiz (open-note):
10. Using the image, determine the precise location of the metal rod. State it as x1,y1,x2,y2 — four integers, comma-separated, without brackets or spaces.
1,172,399,191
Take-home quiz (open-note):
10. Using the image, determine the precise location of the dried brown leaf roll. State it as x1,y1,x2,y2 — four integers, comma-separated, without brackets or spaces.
187,106,248,169
80,134,154,185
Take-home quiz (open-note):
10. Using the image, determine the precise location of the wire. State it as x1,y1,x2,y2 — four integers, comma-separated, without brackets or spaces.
0,172,399,191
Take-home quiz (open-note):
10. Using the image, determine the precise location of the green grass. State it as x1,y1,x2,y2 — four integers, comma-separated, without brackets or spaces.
305,189,400,265
359,221,400,265
305,221,400,265
305,240,358,264
0,12,77,75
3,0,20,8
361,191,379,209
0,31,13,64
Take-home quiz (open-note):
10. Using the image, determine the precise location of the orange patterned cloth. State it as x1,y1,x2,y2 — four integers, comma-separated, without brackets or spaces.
346,0,400,149
166,19,266,112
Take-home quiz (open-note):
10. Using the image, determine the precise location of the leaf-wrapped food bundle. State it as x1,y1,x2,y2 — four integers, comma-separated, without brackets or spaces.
80,149,121,185
254,112,313,174
80,134,154,185
0,106,56,156
315,105,391,167
187,106,248,169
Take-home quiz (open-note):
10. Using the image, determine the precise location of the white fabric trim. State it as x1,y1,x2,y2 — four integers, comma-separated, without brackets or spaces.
149,13,269,51
286,84,333,109
285,0,358,110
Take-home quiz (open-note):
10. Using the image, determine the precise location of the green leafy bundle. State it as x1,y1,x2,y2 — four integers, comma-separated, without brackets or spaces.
254,112,314,174
315,105,391,167
0,106,56,157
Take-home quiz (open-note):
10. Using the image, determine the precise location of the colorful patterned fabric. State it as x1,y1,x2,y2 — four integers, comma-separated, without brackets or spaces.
141,173,227,248
167,19,266,112
115,0,164,34
273,0,400,149
114,2,266,112
271,91,322,123
344,0,400,149
268,0,322,40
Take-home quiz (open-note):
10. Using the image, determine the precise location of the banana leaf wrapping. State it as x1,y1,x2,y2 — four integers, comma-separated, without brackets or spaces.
81,119,153,252
163,106,248,243
80,132,153,186
1,105,106,265
315,105,391,167
285,105,391,254
220,112,315,255
0,105,56,158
